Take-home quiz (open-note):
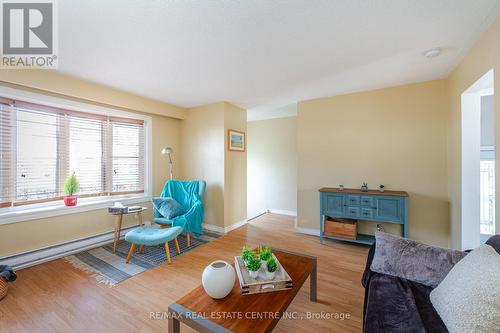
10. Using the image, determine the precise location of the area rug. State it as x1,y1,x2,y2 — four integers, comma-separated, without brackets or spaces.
64,231,220,287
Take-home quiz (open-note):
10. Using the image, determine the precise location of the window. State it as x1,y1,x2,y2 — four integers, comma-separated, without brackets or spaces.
480,148,495,235
0,97,146,209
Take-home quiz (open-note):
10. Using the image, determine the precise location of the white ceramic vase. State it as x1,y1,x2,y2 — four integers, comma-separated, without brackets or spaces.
202,260,235,299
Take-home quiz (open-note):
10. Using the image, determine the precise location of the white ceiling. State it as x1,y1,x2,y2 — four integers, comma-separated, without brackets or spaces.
58,0,500,120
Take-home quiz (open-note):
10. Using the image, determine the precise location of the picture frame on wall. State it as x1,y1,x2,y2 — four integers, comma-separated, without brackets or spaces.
228,129,245,152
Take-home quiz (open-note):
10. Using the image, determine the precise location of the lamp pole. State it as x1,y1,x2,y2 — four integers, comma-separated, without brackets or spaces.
161,147,174,180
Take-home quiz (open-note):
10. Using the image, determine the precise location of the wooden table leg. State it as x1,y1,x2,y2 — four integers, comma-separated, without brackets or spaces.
168,315,180,333
113,214,123,253
136,211,144,226
310,258,317,302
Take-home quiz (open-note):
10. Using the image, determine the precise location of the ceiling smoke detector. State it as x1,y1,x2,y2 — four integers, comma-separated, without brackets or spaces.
423,48,442,58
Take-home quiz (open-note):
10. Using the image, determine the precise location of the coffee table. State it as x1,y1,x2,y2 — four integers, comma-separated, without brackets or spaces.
168,248,317,333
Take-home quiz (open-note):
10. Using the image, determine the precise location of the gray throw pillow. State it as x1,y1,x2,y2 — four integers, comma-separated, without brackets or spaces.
152,197,185,219
430,244,500,333
370,231,466,288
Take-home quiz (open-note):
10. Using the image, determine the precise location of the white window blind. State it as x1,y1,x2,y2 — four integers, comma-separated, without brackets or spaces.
0,99,13,208
69,115,105,196
111,120,144,194
16,105,62,203
0,97,145,208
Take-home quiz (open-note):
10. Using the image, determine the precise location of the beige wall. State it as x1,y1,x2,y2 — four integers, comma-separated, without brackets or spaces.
0,70,186,119
447,15,500,249
297,80,450,247
180,102,247,228
247,117,297,218
224,103,247,227
180,102,226,227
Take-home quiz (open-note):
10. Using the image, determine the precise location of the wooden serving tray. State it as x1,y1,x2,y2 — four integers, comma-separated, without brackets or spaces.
234,254,293,295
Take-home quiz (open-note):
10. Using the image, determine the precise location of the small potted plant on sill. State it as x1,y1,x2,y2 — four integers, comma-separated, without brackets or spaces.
246,256,261,279
241,246,255,267
265,256,278,280
258,245,272,270
63,172,80,207
379,185,385,193
361,182,369,192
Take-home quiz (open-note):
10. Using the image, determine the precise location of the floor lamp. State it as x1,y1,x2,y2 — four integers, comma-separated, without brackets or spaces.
161,147,174,180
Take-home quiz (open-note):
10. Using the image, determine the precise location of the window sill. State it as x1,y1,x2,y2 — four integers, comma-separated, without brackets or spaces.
0,194,152,226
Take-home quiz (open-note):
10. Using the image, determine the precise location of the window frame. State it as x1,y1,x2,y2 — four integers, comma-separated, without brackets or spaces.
0,85,152,225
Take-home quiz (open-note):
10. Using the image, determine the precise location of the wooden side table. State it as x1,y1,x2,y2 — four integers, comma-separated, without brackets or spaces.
109,207,147,253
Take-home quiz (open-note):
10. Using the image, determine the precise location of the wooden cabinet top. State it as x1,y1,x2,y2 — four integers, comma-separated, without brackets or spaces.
319,187,408,197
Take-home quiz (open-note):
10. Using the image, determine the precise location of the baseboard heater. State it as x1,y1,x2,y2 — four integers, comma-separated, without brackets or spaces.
0,226,136,270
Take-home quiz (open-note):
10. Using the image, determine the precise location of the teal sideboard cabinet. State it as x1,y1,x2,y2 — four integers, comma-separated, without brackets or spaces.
319,187,408,245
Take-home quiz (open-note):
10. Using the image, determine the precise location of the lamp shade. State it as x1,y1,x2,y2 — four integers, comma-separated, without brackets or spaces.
161,147,173,155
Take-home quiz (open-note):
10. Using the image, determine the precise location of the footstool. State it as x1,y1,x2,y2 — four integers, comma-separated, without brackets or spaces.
124,226,183,264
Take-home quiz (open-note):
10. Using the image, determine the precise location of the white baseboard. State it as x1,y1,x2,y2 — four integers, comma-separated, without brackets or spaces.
0,225,138,270
204,219,248,234
295,227,320,236
268,209,297,217
203,223,225,233
225,219,248,232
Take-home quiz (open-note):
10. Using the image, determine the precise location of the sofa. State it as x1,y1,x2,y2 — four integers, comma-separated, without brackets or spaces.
362,234,500,333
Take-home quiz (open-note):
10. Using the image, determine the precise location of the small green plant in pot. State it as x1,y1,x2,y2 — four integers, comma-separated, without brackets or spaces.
241,246,255,266
265,256,278,280
246,256,261,279
63,172,80,207
379,184,385,193
258,245,272,270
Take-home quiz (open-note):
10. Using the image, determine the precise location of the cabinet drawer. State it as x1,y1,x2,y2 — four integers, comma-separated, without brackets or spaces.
360,208,374,219
346,206,360,218
361,196,374,207
347,195,360,206
324,219,357,240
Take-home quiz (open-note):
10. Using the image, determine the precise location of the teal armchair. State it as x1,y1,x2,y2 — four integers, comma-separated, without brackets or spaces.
153,180,206,246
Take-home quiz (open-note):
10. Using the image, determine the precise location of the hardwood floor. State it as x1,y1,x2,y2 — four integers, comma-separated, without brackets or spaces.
0,214,369,333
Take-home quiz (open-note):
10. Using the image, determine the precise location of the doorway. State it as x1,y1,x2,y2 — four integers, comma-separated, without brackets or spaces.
480,94,495,242
461,69,494,249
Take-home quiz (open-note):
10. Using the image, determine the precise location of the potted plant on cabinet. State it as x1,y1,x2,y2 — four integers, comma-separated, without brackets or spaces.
379,185,385,192
265,256,278,280
246,256,261,279
63,172,80,207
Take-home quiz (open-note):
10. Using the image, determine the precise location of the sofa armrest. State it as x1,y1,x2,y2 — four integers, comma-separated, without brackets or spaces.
362,243,377,332
361,243,376,288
